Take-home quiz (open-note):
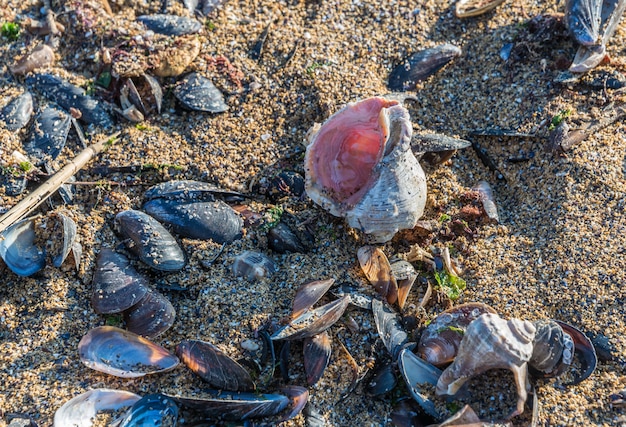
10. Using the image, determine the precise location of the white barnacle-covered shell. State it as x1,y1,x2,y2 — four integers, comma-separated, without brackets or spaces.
436,312,536,417
304,97,427,243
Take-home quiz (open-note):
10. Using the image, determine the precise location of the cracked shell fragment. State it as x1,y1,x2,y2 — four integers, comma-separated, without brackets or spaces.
455,0,507,17
271,296,350,340
304,97,427,243
78,326,180,378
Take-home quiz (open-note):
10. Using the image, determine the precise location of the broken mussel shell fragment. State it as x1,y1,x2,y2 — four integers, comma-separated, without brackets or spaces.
372,298,410,362
174,72,228,113
278,386,310,422
137,14,202,36
455,0,507,17
144,179,246,203
176,339,256,391
304,97,427,243
566,0,626,72
388,44,462,92
10,43,55,75
367,361,397,396
0,217,46,277
389,257,418,310
0,91,33,131
232,250,277,280
118,394,179,427
143,197,243,243
53,389,141,427
25,73,113,127
397,348,444,419
358,245,398,305
267,221,306,253
167,390,290,421
91,249,149,314
418,302,497,367
554,320,597,385
78,326,180,378
271,295,350,340
49,211,80,268
115,209,187,272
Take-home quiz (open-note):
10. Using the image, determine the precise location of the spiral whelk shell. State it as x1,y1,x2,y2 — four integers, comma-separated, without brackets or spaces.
436,313,536,418
304,97,427,243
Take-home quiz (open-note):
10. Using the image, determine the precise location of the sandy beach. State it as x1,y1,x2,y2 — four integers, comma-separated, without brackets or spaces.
0,0,625,425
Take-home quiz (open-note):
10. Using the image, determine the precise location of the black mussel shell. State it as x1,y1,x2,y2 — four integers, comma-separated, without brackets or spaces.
118,394,179,427
529,319,573,378
168,390,289,421
0,169,28,196
268,171,305,202
0,91,33,131
137,14,202,36
176,339,255,391
555,320,598,385
78,326,180,378
303,332,331,386
23,105,71,166
144,179,245,203
388,44,462,92
232,250,277,281
367,361,397,396
91,248,150,315
0,217,46,277
124,289,176,338
565,0,602,46
390,397,423,427
267,222,305,253
174,72,228,113
143,198,243,243
272,296,350,341
25,73,113,127
372,298,410,361
115,210,187,272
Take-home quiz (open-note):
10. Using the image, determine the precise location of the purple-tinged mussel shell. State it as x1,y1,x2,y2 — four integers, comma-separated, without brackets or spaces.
167,390,290,421
291,278,335,319
388,44,462,92
0,91,33,131
303,332,331,386
124,289,176,338
91,248,150,315
272,296,350,341
137,14,202,36
142,198,243,243
267,221,305,253
279,386,309,423
176,339,255,391
53,389,141,427
115,209,187,272
78,326,179,378
10,44,54,76
174,72,228,113
417,302,497,367
0,217,46,277
25,73,113,127
23,105,71,166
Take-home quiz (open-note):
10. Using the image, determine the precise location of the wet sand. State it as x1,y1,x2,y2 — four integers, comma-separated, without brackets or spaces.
0,0,625,426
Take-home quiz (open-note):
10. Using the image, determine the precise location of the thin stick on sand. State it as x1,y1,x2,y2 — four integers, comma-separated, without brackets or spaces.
0,132,121,235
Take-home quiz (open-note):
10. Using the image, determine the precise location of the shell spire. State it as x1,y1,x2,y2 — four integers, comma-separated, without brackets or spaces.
304,97,427,242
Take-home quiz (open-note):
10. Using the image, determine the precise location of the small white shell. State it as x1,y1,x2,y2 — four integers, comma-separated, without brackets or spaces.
304,97,426,243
